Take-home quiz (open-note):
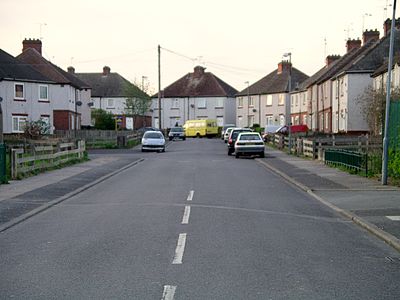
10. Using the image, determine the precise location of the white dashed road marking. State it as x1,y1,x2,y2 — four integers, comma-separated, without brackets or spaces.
386,216,400,221
187,190,194,201
181,205,191,224
172,233,187,264
161,285,176,300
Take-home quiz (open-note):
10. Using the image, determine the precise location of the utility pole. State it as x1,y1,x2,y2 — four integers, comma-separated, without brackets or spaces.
158,45,162,130
283,53,292,154
382,0,397,185
245,81,250,127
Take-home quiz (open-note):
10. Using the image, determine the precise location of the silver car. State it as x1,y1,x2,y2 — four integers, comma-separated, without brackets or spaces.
141,131,166,152
234,132,265,158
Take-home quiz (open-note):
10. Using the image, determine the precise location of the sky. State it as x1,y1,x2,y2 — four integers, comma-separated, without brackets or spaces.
1,0,398,94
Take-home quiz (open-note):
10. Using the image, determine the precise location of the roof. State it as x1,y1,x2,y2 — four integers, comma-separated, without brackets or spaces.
236,66,309,96
153,66,238,98
0,49,52,83
17,48,90,89
76,72,149,99
371,55,400,77
338,29,400,76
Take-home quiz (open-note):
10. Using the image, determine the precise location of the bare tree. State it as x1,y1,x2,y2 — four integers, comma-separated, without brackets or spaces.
356,86,400,135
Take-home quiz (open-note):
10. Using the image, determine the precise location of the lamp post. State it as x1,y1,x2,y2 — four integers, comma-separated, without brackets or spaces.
0,97,3,144
382,0,397,185
245,81,250,127
74,100,82,138
283,52,292,154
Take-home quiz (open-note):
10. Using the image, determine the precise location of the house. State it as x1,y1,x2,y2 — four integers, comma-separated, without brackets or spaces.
235,61,308,128
16,39,92,130
372,56,400,91
0,48,55,134
75,66,150,129
151,66,238,128
330,24,400,134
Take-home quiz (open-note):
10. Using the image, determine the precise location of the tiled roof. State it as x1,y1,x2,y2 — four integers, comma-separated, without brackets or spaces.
340,29,400,75
236,66,309,96
76,72,149,99
371,55,400,77
17,48,90,89
0,49,52,82
153,66,238,98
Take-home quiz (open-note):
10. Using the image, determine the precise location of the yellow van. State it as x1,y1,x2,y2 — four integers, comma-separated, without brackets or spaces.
183,119,218,138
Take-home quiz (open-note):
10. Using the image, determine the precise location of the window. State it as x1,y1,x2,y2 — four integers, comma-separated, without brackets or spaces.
238,116,243,127
216,116,224,126
265,115,273,125
171,99,179,109
295,95,298,107
197,99,206,108
215,98,224,108
12,115,27,133
266,95,272,106
295,116,299,125
40,116,50,134
248,115,254,127
278,94,285,106
107,99,114,108
39,85,48,101
238,97,243,107
325,112,329,129
248,96,254,107
279,115,285,126
14,83,24,99
303,115,308,125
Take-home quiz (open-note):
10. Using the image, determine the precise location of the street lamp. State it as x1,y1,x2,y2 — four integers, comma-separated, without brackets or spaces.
74,100,82,138
283,52,292,154
245,81,250,127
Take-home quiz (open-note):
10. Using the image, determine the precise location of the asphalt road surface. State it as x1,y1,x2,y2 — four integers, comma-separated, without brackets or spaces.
1,139,399,299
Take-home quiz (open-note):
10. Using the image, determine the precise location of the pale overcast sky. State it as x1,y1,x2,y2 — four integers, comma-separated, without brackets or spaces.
1,0,397,93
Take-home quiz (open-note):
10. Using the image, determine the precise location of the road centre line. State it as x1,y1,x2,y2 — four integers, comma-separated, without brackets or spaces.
161,285,177,300
181,206,191,224
386,216,400,221
172,233,187,264
187,190,194,201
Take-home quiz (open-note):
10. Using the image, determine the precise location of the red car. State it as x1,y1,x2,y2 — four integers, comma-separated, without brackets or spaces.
277,125,309,135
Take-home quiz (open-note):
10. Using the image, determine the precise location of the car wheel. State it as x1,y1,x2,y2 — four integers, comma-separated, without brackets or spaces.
141,148,145,152
260,151,265,158
235,153,239,158
162,147,165,152
228,149,232,156
169,137,173,141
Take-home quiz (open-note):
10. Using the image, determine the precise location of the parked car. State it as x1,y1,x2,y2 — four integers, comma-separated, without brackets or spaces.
137,127,160,134
221,124,236,140
168,127,186,141
276,124,309,135
223,127,235,143
141,131,165,152
227,128,253,155
262,125,281,142
234,132,265,158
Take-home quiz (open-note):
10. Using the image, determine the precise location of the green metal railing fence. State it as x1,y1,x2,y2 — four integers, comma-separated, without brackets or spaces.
0,143,6,183
389,101,400,151
324,148,368,176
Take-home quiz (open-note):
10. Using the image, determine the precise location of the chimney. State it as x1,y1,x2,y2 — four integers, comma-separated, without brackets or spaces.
193,66,205,77
22,38,42,55
362,29,380,45
103,66,111,75
67,66,75,74
277,61,291,74
346,39,361,53
325,55,341,67
384,18,400,37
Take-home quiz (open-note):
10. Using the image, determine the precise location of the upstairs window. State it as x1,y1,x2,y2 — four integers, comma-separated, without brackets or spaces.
14,83,24,99
248,96,254,107
197,99,206,109
215,98,224,108
278,94,285,106
107,99,115,108
39,85,49,101
238,97,243,107
171,98,179,108
266,95,272,106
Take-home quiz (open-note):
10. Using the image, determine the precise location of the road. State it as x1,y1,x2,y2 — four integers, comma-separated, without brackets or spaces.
0,138,399,299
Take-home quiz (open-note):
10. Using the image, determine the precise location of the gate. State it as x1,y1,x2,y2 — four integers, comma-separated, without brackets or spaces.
0,143,6,183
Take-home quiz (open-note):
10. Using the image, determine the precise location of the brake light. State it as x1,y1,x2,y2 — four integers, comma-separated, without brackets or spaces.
228,138,233,144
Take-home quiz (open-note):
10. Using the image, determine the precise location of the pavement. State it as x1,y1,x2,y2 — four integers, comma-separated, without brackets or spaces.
0,144,399,252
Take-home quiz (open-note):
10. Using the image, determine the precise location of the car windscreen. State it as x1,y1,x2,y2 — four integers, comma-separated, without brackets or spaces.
170,128,183,132
231,130,251,139
144,132,162,139
239,134,261,141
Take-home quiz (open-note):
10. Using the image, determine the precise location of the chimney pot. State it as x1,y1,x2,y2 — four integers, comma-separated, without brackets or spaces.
325,55,341,67
103,66,111,75
22,38,42,55
277,61,291,74
67,66,75,74
346,39,361,53
384,18,400,37
362,29,380,45
193,66,205,77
